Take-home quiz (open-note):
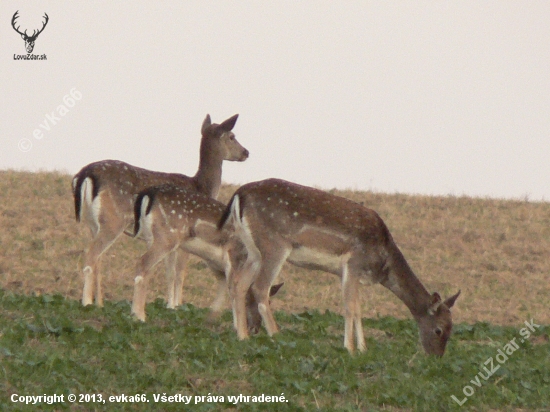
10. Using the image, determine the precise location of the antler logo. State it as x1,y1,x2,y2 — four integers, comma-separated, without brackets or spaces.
11,11,49,54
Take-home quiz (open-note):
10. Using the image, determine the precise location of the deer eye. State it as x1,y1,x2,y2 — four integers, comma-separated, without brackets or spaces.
435,327,443,336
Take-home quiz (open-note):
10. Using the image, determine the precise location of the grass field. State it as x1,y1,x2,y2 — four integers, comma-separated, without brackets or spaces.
0,170,549,410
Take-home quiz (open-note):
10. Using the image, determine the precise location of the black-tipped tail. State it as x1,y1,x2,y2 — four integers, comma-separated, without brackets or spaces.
217,197,234,230
133,187,156,237
72,166,100,222
218,192,240,230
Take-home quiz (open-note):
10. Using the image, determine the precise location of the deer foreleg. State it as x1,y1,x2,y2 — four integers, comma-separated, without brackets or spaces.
342,264,365,353
229,257,259,340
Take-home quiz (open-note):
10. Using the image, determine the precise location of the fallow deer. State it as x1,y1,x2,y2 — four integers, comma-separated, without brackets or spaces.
219,178,460,356
131,184,282,327
72,114,248,309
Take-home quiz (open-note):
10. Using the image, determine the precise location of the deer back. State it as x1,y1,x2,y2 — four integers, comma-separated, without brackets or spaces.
73,160,192,221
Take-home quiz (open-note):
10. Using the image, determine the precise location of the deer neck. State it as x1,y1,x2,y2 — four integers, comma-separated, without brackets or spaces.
192,140,224,199
381,244,431,319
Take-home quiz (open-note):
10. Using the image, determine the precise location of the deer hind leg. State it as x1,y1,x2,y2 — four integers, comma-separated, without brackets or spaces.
82,264,95,306
80,187,128,307
209,268,228,316
173,248,189,307
342,265,365,353
163,249,189,309
82,218,126,307
132,240,175,321
163,250,178,309
249,245,291,337
94,259,104,307
229,254,260,340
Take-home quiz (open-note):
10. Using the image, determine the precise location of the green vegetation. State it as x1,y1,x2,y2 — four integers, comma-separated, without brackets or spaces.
1,290,548,411
1,171,549,410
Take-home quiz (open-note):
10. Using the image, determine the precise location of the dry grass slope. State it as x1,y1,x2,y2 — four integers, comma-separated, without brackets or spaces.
1,170,548,326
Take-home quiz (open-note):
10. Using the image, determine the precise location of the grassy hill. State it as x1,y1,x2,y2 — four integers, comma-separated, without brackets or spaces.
1,170,548,325
0,170,549,410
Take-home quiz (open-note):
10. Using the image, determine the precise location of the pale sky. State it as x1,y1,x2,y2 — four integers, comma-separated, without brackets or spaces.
1,1,549,201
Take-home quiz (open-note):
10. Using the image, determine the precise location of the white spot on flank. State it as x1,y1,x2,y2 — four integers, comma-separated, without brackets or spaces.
178,214,182,219
171,210,175,214
293,212,299,217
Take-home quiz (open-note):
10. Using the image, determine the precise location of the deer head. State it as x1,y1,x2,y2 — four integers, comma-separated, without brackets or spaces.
200,114,248,162
416,290,461,356
12,11,49,54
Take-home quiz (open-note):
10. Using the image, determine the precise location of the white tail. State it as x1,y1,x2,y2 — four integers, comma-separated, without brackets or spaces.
72,114,248,308
221,178,460,355
78,177,101,235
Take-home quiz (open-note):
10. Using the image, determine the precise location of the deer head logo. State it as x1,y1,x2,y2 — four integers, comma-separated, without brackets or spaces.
11,11,49,54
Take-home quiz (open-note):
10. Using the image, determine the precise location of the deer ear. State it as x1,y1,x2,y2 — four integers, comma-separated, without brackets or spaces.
201,114,212,134
444,290,461,309
269,282,284,297
220,114,239,132
427,292,442,315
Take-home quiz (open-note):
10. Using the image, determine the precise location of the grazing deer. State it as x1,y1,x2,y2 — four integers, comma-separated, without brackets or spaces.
131,184,282,327
219,178,460,356
72,114,248,309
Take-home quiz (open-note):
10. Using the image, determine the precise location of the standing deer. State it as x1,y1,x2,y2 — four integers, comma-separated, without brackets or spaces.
11,11,49,53
131,184,282,326
219,178,460,355
72,114,248,309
